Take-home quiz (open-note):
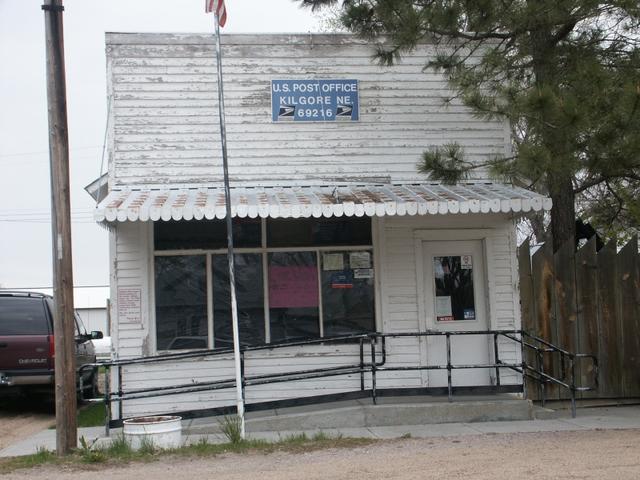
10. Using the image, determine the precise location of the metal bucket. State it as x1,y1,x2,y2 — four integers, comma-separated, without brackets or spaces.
122,415,182,450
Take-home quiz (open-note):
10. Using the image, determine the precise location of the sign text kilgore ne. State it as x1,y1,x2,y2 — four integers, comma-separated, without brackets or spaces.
271,79,359,122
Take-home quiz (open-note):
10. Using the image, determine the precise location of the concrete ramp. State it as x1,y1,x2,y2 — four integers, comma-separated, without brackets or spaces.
185,396,533,434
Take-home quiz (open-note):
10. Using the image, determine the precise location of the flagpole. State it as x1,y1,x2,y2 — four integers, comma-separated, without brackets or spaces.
214,10,245,439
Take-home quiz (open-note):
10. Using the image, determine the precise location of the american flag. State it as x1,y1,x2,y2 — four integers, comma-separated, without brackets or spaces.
205,0,227,27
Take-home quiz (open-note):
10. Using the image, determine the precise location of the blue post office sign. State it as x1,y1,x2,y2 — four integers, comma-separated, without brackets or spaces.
271,79,360,122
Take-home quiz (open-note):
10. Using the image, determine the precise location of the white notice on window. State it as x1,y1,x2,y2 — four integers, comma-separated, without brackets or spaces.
118,287,142,324
435,295,453,320
323,253,344,271
349,251,371,269
461,254,473,269
353,268,373,279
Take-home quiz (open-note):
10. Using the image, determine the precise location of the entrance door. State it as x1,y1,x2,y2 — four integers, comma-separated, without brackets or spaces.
421,240,491,387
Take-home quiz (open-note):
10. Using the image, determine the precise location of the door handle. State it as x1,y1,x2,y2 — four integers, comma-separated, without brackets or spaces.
0,343,7,348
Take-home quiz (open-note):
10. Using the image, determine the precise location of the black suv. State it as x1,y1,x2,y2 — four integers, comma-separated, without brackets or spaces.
0,291,103,398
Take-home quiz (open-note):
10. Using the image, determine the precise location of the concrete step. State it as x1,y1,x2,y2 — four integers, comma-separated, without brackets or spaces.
184,396,534,434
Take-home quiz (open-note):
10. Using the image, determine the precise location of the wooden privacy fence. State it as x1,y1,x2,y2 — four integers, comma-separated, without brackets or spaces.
518,236,640,400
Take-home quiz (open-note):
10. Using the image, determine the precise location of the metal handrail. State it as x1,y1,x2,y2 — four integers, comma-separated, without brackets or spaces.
78,329,597,435
498,331,598,417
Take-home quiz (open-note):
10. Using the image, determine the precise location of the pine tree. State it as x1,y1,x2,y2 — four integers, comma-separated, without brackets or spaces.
299,0,640,250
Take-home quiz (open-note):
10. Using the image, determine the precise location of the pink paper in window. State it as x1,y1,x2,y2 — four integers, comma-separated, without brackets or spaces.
268,265,319,308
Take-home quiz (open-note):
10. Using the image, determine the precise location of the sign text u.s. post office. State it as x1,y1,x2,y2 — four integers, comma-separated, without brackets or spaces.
271,79,360,122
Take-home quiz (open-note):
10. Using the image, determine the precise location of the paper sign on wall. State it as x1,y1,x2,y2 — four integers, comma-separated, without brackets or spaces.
118,287,142,324
268,265,319,308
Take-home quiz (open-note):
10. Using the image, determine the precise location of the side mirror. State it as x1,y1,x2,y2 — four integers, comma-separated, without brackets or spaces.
91,331,104,340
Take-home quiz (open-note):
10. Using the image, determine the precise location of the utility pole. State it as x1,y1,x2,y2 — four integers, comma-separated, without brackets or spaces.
42,0,77,455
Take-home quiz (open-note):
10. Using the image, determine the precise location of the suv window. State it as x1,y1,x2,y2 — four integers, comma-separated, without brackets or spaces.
0,297,50,335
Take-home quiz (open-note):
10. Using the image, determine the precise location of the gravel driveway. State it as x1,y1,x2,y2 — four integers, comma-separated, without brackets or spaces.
0,396,54,452
3,428,640,479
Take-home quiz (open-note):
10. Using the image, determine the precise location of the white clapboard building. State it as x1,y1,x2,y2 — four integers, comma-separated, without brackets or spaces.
92,33,551,421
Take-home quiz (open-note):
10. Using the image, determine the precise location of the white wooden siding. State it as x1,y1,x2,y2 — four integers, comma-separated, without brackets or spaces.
106,33,508,188
382,214,521,384
112,221,151,360
113,214,521,418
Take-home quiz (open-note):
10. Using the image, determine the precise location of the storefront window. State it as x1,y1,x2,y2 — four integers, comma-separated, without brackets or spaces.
153,218,376,350
268,252,320,342
212,253,265,348
321,250,375,336
433,255,476,322
155,255,208,350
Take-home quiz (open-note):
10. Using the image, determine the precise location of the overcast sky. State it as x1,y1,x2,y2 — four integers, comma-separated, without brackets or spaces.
0,0,321,292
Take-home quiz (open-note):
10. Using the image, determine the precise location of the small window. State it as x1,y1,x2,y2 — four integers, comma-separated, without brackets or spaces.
433,255,476,322
154,219,261,251
267,217,371,247
155,255,208,350
268,251,320,342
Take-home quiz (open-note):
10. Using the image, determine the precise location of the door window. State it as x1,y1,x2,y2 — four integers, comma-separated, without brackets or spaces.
433,255,476,322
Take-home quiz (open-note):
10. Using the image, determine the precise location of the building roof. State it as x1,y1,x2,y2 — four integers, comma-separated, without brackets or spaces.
94,183,552,223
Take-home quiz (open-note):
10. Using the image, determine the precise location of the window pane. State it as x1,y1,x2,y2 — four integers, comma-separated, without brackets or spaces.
155,255,207,350
433,255,476,322
321,251,375,337
154,218,261,250
0,297,50,335
212,253,265,348
267,217,371,247
268,252,320,342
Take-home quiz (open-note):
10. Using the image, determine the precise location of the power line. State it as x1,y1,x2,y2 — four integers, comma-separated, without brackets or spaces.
0,285,108,290
0,145,102,158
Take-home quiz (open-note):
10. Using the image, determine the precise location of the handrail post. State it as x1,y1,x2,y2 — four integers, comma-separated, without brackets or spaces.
537,349,545,407
493,333,501,389
117,365,123,423
240,350,246,404
570,357,577,418
370,337,377,405
519,330,527,399
359,338,365,391
446,332,452,402
104,365,111,437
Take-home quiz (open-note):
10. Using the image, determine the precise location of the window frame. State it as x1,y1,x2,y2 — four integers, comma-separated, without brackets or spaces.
151,217,377,352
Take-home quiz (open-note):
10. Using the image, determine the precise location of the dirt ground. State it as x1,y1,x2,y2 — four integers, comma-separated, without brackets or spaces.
0,396,54,452
3,428,640,480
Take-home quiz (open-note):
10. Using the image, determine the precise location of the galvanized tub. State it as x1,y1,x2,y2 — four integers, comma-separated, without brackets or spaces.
122,415,182,450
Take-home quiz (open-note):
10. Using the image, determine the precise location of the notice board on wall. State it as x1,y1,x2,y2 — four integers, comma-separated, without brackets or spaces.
268,265,319,308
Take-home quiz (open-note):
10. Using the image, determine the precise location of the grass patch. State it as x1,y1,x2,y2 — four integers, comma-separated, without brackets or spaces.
0,432,377,475
218,415,243,444
48,403,105,430
77,403,105,428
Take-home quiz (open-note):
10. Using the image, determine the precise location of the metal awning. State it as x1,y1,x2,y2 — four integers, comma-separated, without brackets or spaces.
94,183,552,222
